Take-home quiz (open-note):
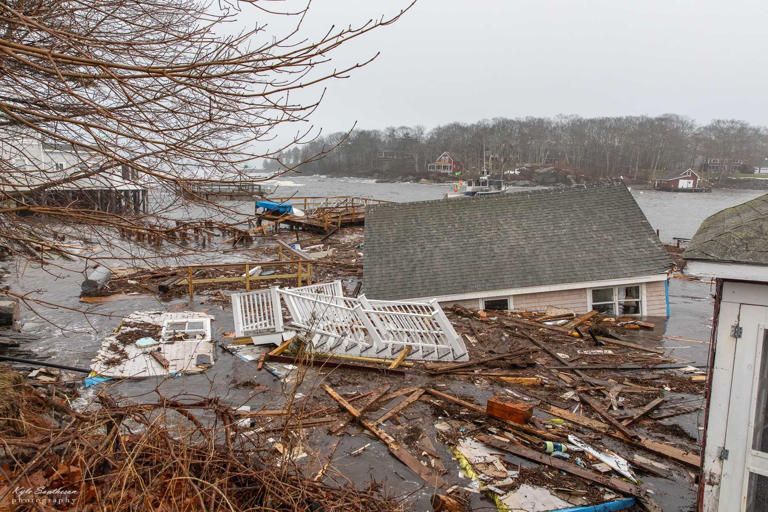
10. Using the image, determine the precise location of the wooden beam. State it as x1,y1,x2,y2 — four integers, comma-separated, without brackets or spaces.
268,337,295,356
322,384,446,489
538,402,700,467
388,346,411,369
373,389,425,426
622,397,664,426
425,348,535,375
475,434,653,505
579,393,639,440
564,310,598,329
330,385,390,434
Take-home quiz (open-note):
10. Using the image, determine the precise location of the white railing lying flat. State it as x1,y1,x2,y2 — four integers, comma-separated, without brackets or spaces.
231,280,468,362
231,288,283,338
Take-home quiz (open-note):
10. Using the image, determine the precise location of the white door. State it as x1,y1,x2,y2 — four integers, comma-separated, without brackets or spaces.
679,179,694,189
719,305,768,510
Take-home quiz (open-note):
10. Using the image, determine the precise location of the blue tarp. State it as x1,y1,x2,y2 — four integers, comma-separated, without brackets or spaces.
256,200,293,214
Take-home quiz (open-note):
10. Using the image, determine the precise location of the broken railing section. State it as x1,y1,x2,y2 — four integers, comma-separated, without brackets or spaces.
230,280,469,362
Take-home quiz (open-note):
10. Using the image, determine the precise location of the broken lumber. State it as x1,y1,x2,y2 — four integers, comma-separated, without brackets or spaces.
330,385,390,434
475,434,658,510
622,397,664,426
564,310,599,329
538,403,699,467
269,337,295,356
579,393,639,440
388,346,411,369
486,396,533,424
321,384,446,489
425,348,534,375
373,388,425,426
498,376,543,386
150,350,170,369
266,354,406,375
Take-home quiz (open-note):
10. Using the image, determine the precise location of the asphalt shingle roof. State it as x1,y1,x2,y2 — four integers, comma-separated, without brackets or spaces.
683,193,768,265
363,183,672,300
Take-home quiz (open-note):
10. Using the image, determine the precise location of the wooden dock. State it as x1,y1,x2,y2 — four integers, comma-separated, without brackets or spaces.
255,196,390,233
183,181,275,200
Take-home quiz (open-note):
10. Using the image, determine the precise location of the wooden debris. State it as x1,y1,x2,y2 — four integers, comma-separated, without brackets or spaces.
388,346,411,369
268,337,295,356
622,397,664,426
431,494,465,512
579,393,639,440
425,349,534,375
322,384,447,489
330,385,390,434
564,310,598,329
498,376,542,386
373,389,425,426
486,396,533,424
150,350,170,369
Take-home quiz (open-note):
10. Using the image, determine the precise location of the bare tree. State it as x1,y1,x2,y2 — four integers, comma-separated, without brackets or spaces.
0,0,412,263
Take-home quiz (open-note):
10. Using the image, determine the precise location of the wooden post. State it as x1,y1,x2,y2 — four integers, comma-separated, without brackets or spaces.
187,267,194,300
245,264,250,291
296,261,302,286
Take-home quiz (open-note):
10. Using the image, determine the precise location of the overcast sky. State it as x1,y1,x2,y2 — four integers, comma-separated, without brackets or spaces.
249,0,768,139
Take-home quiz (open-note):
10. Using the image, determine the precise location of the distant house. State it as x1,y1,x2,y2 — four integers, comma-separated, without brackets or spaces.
683,193,768,511
0,129,147,213
705,158,745,174
363,184,672,316
427,152,463,175
654,169,711,192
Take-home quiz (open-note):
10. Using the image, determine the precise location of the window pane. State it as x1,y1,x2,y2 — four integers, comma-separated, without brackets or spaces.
619,301,640,315
747,472,768,512
752,331,768,452
592,288,614,304
593,302,615,316
617,286,640,300
484,298,509,311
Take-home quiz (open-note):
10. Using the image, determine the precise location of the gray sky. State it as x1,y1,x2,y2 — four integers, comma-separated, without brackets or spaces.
250,0,768,138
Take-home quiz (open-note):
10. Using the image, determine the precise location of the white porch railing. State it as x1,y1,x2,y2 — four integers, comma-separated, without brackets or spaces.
230,280,468,362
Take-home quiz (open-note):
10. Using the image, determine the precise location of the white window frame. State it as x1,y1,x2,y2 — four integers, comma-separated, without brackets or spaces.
481,296,514,311
586,283,646,316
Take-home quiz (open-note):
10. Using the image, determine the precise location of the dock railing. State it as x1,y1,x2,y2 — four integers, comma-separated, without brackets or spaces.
180,260,312,299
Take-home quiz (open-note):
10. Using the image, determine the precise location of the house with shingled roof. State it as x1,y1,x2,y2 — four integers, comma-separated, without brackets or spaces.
683,193,768,511
363,183,672,317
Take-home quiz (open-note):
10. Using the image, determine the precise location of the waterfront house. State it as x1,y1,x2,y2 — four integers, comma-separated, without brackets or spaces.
0,129,147,214
427,152,464,175
653,168,711,192
683,193,768,511
363,183,672,316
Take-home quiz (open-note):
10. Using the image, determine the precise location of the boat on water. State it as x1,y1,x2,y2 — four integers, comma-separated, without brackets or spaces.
446,150,509,198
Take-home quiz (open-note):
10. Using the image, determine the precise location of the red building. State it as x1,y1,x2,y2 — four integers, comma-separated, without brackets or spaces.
654,168,711,192
427,152,463,175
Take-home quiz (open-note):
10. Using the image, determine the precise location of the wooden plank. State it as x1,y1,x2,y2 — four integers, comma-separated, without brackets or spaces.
150,350,170,369
269,337,295,356
322,384,446,489
475,435,648,500
373,389,425,426
426,348,535,375
424,388,563,442
622,397,664,426
597,337,665,355
330,385,390,434
538,404,609,432
498,377,543,386
539,402,700,467
311,352,413,368
380,386,421,403
388,346,411,369
267,354,406,375
579,393,639,440
564,310,598,329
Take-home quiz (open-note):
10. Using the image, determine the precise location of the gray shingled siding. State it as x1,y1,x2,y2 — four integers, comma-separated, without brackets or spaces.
683,193,768,266
363,183,672,300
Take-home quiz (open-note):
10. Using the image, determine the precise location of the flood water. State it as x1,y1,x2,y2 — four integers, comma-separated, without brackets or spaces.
5,176,763,366
3,177,762,512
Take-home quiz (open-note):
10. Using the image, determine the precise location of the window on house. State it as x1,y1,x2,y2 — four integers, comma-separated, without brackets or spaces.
590,286,642,316
483,298,509,311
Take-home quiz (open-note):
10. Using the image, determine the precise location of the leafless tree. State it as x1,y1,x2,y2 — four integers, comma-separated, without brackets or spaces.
0,0,412,265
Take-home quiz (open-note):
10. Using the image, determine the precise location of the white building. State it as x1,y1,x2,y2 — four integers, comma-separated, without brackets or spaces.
0,128,147,213
684,193,768,511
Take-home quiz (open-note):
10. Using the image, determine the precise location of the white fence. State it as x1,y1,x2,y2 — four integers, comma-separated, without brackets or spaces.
231,288,283,338
231,281,468,362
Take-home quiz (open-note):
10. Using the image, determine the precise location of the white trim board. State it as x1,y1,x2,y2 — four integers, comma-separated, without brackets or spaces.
686,261,768,284
406,274,668,304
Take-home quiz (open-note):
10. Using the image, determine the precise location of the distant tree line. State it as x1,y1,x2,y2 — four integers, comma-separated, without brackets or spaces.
264,115,768,182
